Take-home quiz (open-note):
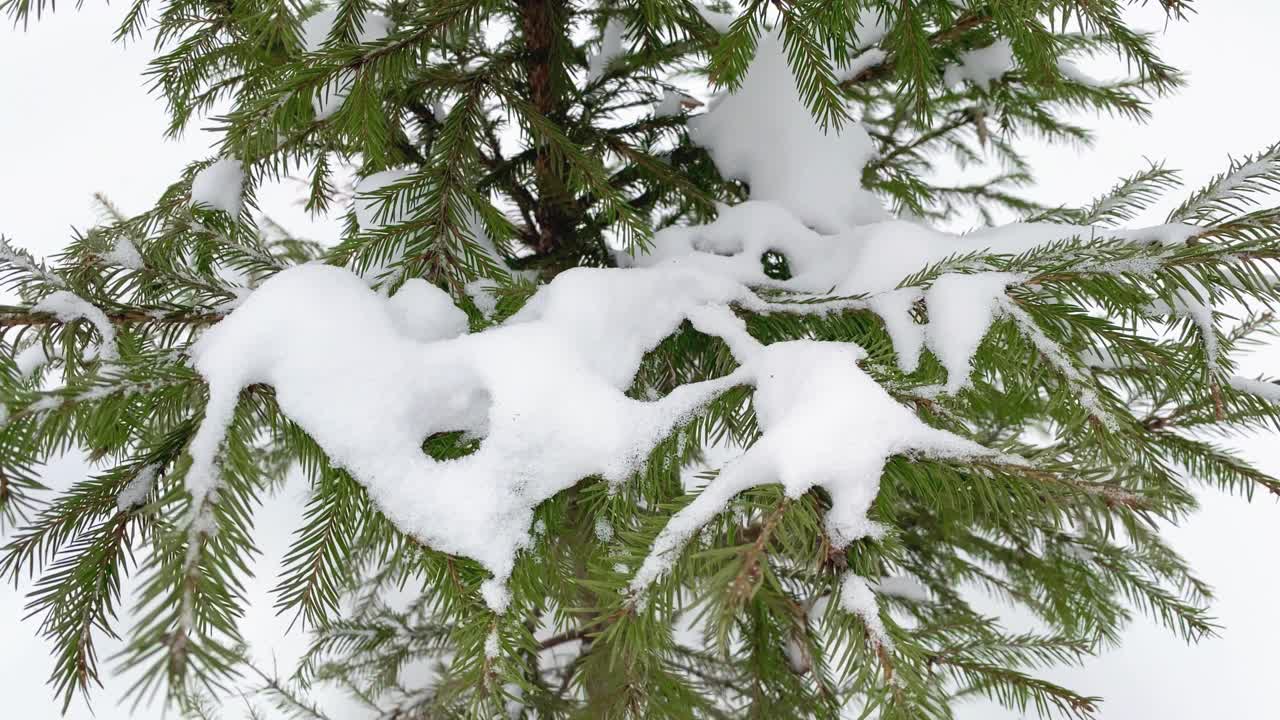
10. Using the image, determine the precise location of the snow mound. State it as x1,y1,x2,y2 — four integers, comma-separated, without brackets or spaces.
629,323,992,591
688,31,889,232
190,157,245,216
189,263,755,609
189,259,993,608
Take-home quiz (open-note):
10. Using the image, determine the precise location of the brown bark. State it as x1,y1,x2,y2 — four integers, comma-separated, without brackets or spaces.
517,0,580,258
0,308,222,331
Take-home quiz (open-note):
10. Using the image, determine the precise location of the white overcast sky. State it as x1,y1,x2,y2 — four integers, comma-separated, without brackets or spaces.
2,2,1279,719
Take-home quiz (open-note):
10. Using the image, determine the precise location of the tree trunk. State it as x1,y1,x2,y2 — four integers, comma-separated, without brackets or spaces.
517,0,580,260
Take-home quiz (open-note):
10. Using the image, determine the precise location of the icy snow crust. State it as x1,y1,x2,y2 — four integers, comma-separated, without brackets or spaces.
187,31,1199,610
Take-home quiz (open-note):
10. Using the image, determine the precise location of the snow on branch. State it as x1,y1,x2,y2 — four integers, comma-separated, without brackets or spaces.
1169,141,1280,225
943,39,1015,91
0,235,67,289
1228,375,1280,404
184,30,1229,610
190,157,246,216
30,292,119,361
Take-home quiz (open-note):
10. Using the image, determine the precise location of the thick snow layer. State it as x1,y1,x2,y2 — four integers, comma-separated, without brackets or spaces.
189,263,754,609
190,157,245,216
925,273,1024,392
868,289,924,373
186,256,993,608
944,39,1016,90
180,206,1195,609
688,31,889,232
629,324,993,591
302,8,392,119
387,278,469,342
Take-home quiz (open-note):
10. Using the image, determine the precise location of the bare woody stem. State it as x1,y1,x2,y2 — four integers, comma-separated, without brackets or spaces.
729,498,791,602
0,308,223,332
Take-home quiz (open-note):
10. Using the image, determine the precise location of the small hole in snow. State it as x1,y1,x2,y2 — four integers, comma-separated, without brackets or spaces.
761,250,791,280
422,431,481,460
629,323,741,401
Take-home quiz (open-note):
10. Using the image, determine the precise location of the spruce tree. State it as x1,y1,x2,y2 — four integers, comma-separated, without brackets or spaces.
3,0,1279,718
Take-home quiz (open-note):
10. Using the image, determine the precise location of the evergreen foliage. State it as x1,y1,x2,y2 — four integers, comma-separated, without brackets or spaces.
3,1,1279,718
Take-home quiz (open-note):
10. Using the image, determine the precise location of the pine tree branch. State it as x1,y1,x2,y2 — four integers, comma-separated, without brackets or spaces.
245,662,338,720
537,626,593,651
973,461,1150,511
0,306,224,331
841,12,991,87
729,498,790,602
865,110,977,175
3,4,1272,717
477,118,542,244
